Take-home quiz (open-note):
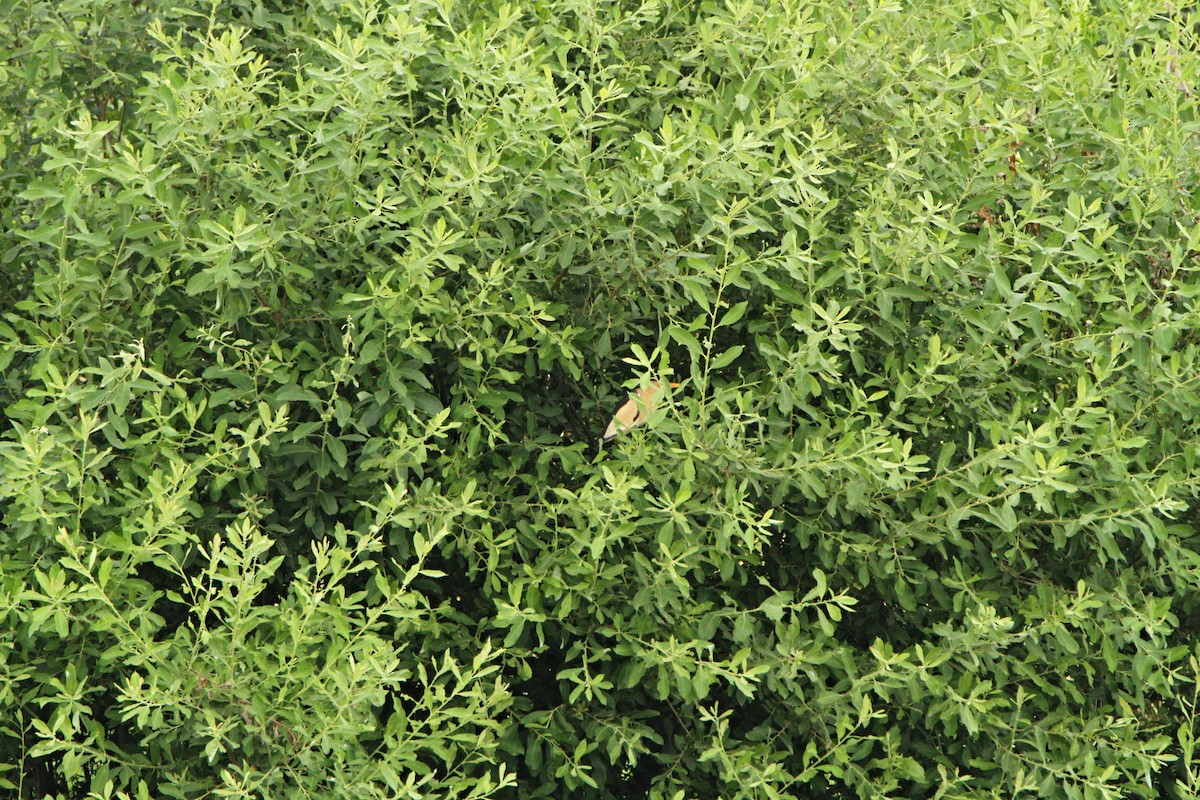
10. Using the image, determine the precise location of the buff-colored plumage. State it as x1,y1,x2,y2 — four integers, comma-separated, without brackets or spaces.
601,381,680,441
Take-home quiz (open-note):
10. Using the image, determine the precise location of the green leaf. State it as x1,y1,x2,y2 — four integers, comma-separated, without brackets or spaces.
716,301,748,329
709,344,744,370
667,326,702,357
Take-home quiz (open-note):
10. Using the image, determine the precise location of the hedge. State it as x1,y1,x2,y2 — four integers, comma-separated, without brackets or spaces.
2,0,1200,798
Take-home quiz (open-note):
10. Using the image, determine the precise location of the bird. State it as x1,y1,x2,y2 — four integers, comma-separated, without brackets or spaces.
601,381,680,442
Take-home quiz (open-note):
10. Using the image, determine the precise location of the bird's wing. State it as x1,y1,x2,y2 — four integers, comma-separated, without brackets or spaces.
601,381,677,441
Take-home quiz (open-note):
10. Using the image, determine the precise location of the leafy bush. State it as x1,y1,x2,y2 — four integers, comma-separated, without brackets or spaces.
3,0,1200,798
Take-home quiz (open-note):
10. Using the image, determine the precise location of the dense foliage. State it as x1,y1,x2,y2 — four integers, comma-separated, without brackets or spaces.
3,0,1200,797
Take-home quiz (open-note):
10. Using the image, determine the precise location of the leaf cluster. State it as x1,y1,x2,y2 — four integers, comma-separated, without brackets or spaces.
3,0,1200,798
